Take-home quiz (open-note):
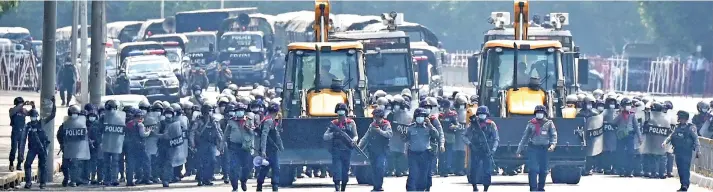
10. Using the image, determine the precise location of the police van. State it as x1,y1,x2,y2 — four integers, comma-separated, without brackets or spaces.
109,43,181,102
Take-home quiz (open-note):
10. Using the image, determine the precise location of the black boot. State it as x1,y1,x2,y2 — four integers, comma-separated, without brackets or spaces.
334,183,340,191
484,185,489,192
240,181,247,191
8,162,13,172
16,163,22,171
340,181,347,191
24,183,31,189
256,183,263,191
39,183,46,189
472,184,479,191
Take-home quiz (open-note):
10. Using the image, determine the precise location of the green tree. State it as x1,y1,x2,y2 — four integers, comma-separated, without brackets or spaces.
639,2,713,58
0,0,19,18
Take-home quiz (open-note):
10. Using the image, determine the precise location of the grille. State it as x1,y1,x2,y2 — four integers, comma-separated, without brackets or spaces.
143,79,163,87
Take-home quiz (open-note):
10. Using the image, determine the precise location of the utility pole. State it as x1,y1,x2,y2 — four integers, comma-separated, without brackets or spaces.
161,0,165,19
89,0,105,106
70,1,78,78
221,0,225,9
80,0,89,105
41,0,57,183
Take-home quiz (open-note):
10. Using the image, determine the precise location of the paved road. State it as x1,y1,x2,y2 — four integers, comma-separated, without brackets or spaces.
35,174,711,191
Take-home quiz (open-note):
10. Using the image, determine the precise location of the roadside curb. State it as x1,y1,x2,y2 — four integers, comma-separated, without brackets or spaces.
0,158,62,190
673,167,713,189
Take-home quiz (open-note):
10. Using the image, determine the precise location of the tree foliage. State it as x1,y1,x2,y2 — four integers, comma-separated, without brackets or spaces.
639,2,713,59
0,1,648,56
0,0,18,17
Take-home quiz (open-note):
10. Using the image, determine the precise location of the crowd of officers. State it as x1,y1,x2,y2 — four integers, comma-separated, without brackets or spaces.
5,86,705,192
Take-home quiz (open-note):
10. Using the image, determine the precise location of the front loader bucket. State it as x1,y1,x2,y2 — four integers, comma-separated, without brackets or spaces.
489,117,587,165
279,117,373,166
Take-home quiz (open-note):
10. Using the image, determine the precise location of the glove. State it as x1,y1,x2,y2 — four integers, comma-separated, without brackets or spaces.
547,144,556,152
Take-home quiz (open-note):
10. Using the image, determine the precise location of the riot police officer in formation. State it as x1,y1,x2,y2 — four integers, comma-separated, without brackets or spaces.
405,107,442,191
663,110,702,191
189,103,224,186
358,108,393,191
614,98,643,177
257,102,283,191
516,105,557,192
464,106,499,192
386,95,410,177
324,103,358,191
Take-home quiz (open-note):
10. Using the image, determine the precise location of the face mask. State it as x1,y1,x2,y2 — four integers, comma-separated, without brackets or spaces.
88,116,96,121
586,104,593,109
624,106,631,111
71,114,79,118
415,117,425,123
394,105,401,110
236,111,245,117
160,116,166,121
535,113,544,119
31,117,39,121
609,105,616,109
337,110,346,116
165,114,173,119
478,114,487,120
597,106,605,111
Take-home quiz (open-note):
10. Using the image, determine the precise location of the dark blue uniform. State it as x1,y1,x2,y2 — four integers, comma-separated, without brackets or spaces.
23,105,55,189
58,64,77,106
464,117,499,191
664,121,701,191
86,116,103,184
358,118,392,191
8,103,28,171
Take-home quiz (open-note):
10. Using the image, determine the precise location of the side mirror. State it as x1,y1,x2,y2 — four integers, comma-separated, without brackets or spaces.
574,52,581,58
574,46,580,53
417,59,429,85
467,55,479,83
578,59,589,84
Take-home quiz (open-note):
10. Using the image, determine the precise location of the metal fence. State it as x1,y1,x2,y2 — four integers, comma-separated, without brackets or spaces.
0,45,38,91
694,137,713,178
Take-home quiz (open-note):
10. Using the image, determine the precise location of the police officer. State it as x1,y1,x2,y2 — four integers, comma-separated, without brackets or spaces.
59,62,77,106
23,97,55,189
451,95,469,176
257,103,284,191
217,64,232,93
614,98,642,177
577,95,599,175
593,89,604,100
692,101,710,134
9,97,29,172
115,69,130,94
190,85,206,107
464,106,498,192
662,111,702,191
158,106,187,187
516,105,557,192
181,102,198,177
189,103,224,186
101,100,127,186
601,94,619,175
119,105,134,183
58,105,91,187
124,109,149,186
386,95,410,177
404,108,441,191
640,102,671,179
85,104,104,185
358,108,392,191
189,65,209,90
145,102,163,183
323,103,357,191
172,103,190,183
421,97,446,178
225,103,255,192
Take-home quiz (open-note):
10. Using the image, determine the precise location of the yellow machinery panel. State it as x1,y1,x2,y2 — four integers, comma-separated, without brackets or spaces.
465,104,479,124
561,107,578,118
307,89,347,117
506,87,545,115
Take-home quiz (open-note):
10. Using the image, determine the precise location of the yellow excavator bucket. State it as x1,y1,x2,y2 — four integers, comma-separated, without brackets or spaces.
306,88,347,117
506,87,545,115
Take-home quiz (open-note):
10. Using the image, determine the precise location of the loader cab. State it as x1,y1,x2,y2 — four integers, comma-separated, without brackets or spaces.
469,40,572,118
282,42,368,118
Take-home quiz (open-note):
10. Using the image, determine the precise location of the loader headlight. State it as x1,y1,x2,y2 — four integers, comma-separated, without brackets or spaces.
495,47,503,53
548,48,555,53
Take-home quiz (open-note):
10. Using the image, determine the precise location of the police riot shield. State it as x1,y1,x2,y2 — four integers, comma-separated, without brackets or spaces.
640,111,672,155
700,118,713,138
584,113,604,156
62,116,91,160
144,112,161,155
102,110,127,154
388,110,412,155
176,115,190,164
453,108,468,151
165,119,187,167
601,109,618,152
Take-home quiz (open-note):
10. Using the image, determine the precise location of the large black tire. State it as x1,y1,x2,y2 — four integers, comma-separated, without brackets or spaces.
278,165,295,187
354,166,372,185
550,166,582,184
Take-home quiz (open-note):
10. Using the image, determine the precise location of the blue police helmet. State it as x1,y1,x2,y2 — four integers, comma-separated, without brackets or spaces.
677,110,690,120
414,108,429,117
267,103,280,113
104,100,119,110
334,103,348,113
664,101,673,110
534,105,547,114
651,102,665,112
419,95,427,102
372,108,386,117
419,100,429,108
476,106,490,116
225,103,236,112
13,97,24,105
235,103,248,111
28,109,39,117
83,103,96,113
133,108,145,117
192,85,202,91
68,105,81,115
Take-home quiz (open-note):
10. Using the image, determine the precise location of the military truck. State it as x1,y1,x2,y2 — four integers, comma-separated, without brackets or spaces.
174,7,258,33
216,31,270,85
467,0,588,184
217,13,278,85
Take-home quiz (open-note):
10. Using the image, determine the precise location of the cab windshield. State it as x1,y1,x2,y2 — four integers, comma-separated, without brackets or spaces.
365,53,411,88
294,50,358,90
485,48,559,90
405,31,424,42
128,60,171,74
186,34,216,53
219,34,263,52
